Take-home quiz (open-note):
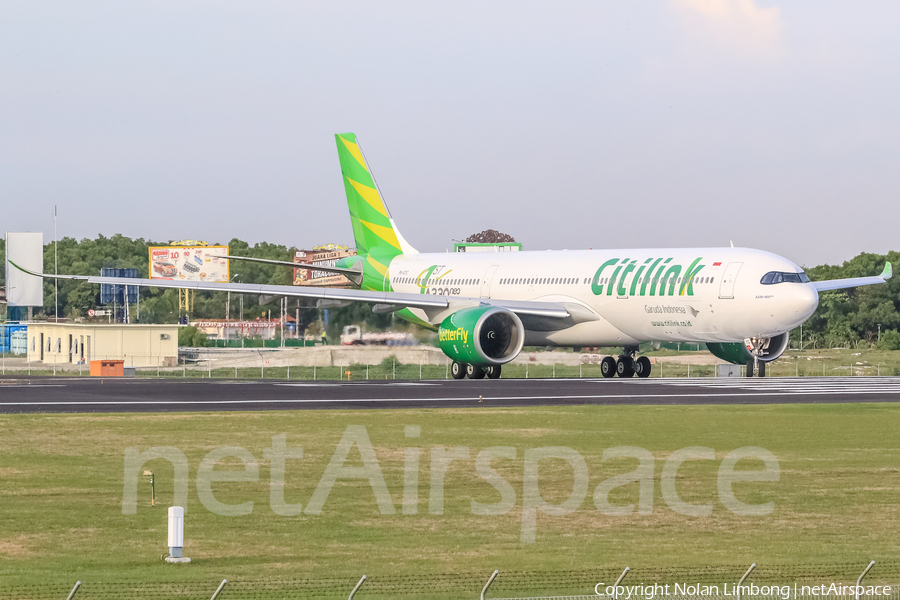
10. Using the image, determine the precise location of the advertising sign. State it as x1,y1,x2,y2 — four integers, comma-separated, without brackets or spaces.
100,268,139,304
191,319,282,340
293,245,356,288
148,246,230,282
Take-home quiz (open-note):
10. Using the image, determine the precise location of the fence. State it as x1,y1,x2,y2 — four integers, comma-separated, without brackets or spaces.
2,564,896,600
2,353,899,380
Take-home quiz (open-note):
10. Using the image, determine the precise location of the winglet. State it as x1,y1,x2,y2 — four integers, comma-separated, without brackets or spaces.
881,262,892,280
8,259,41,278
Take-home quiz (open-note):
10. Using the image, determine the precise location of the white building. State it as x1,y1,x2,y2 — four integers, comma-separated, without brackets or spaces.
26,322,179,368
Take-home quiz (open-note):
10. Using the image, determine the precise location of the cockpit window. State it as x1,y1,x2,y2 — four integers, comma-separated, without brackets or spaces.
761,271,811,285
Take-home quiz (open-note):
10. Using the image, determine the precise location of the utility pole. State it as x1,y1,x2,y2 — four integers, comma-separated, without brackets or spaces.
53,205,58,321
226,274,238,323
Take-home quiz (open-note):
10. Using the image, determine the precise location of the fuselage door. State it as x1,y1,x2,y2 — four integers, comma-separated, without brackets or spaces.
480,265,499,298
718,262,743,299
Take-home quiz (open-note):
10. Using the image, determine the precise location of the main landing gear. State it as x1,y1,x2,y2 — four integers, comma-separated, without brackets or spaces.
600,347,652,379
452,362,502,380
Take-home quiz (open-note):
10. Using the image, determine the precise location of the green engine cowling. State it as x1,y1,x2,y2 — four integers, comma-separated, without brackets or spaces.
707,332,790,365
438,307,525,367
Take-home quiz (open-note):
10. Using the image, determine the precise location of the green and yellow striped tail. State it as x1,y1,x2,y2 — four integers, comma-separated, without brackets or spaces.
334,133,417,291
335,133,415,258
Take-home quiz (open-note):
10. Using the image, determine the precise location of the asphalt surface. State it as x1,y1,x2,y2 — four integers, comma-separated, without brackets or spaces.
1,376,899,413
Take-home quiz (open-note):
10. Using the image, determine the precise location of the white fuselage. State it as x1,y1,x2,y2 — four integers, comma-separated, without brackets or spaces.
386,247,819,347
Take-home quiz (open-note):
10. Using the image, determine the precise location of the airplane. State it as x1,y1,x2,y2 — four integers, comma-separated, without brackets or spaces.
12,133,892,379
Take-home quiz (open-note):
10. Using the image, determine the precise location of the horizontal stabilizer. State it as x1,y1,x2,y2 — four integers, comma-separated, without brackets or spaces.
212,255,363,287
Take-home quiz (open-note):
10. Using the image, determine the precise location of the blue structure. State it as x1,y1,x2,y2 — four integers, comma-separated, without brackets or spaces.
6,306,29,322
100,268,140,304
1,323,28,354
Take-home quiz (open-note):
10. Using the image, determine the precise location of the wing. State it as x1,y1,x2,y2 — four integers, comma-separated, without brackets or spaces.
813,262,892,292
212,255,364,286
8,261,598,327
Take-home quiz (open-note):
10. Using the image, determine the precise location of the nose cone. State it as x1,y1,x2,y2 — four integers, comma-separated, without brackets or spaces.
784,283,819,328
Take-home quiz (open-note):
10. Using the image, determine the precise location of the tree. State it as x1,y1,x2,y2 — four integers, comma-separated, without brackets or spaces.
178,325,209,347
795,250,900,349
465,229,516,243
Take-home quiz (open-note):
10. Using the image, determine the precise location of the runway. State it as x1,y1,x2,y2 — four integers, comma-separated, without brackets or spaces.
1,376,899,413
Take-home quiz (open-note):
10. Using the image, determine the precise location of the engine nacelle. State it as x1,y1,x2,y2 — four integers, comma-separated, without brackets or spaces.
707,332,790,365
438,307,525,367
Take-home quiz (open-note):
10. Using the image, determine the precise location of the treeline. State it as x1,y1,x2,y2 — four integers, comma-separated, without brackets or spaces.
1,236,898,348
0,235,392,338
0,235,297,323
800,251,900,350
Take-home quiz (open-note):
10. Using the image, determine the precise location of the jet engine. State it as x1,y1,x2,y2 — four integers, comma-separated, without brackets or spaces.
707,332,790,365
437,307,525,367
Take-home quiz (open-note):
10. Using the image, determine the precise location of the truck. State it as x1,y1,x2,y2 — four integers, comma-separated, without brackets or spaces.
340,325,418,346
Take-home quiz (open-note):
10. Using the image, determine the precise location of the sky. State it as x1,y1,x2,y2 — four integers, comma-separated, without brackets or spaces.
2,0,899,267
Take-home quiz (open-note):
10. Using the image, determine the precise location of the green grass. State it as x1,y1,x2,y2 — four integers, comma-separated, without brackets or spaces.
1,403,899,598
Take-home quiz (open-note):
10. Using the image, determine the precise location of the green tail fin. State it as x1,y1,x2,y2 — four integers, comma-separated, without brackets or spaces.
335,133,415,258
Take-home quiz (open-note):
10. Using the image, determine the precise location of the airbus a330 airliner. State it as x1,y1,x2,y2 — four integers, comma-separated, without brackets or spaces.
13,133,891,379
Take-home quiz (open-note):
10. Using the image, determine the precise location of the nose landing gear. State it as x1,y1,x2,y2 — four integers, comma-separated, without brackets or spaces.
745,337,770,378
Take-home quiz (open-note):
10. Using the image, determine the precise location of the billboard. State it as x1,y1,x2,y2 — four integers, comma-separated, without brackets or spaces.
5,232,44,307
293,245,356,288
100,268,140,304
148,246,230,282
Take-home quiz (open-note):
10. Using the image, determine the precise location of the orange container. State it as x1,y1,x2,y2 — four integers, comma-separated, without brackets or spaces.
90,360,125,377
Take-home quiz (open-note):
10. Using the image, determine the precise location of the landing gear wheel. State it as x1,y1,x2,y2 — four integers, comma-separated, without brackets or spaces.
746,360,754,377
466,364,486,379
617,356,635,378
758,361,766,378
634,356,652,378
600,356,616,378
451,361,466,380
486,365,502,379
